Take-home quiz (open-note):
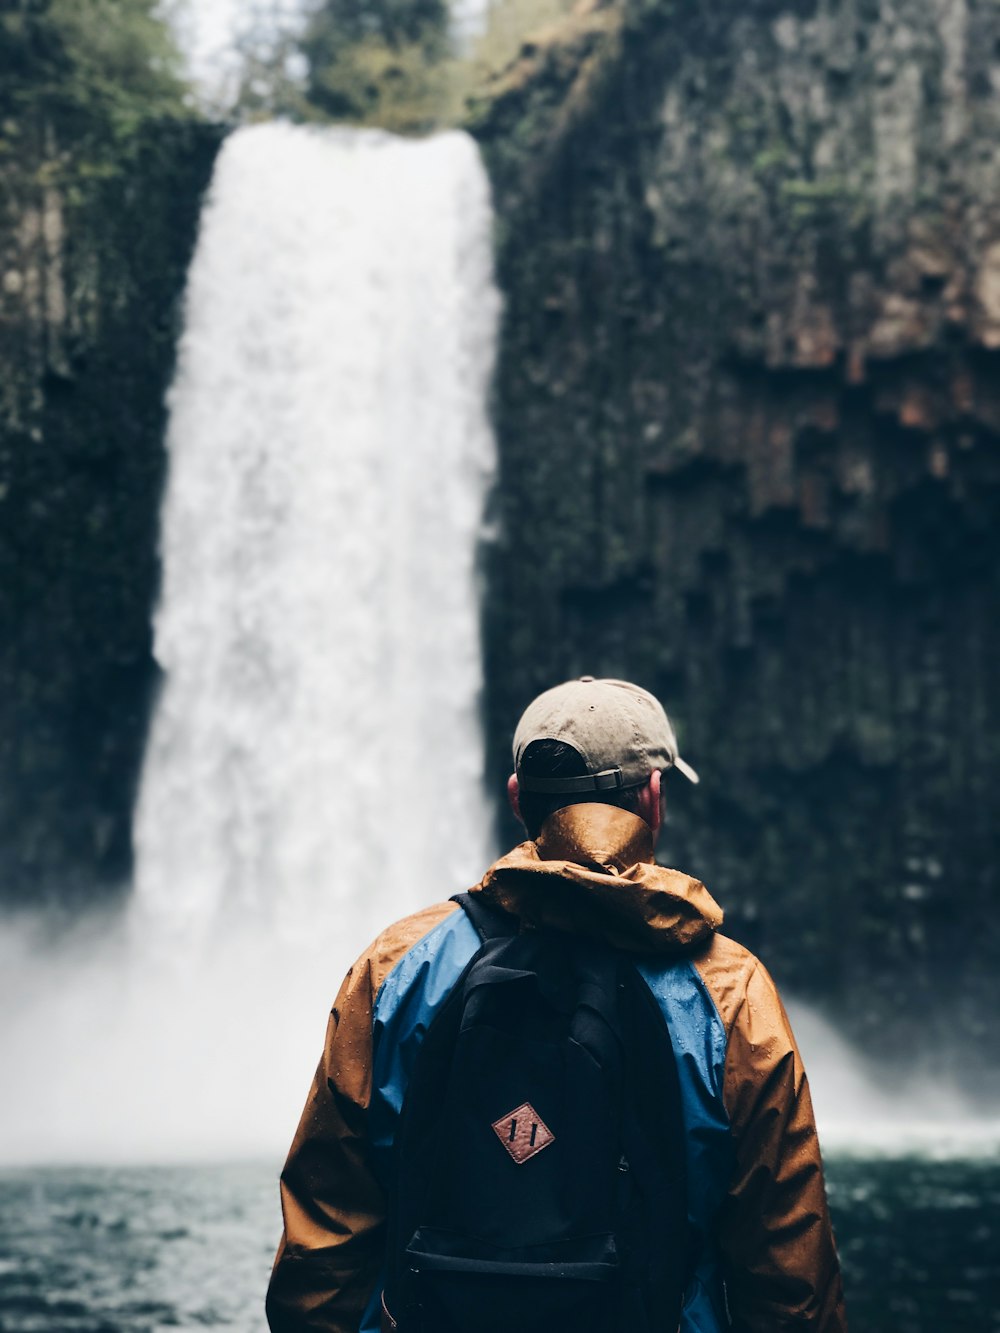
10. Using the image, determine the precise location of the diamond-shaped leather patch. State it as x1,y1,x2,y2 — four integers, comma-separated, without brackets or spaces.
491,1102,555,1164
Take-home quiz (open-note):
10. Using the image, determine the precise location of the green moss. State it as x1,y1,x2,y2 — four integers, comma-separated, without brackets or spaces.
752,143,794,175
779,175,859,223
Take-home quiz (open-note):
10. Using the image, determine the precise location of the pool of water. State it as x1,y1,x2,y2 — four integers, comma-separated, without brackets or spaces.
0,1156,997,1331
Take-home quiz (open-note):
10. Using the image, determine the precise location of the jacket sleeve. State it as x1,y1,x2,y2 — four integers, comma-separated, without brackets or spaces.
717,961,848,1332
265,953,384,1333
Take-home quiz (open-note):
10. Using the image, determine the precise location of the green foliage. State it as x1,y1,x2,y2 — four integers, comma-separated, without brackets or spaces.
0,0,192,169
296,0,454,132
470,0,577,78
305,39,457,132
304,0,451,52
233,0,585,134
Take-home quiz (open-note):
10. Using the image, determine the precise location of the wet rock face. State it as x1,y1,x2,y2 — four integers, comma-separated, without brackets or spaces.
0,121,221,908
477,0,1000,1077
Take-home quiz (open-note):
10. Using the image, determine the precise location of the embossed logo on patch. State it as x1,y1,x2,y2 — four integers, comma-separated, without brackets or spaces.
491,1102,555,1164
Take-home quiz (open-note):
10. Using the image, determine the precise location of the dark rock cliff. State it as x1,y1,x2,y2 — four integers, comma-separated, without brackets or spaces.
0,118,221,906
474,0,1000,1083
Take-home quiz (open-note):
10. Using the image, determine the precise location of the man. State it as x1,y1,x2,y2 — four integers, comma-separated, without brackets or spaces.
266,677,847,1332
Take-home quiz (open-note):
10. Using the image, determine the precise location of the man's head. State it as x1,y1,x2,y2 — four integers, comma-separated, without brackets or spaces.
507,676,699,840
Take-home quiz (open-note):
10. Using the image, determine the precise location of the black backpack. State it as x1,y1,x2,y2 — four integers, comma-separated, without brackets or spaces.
381,893,691,1333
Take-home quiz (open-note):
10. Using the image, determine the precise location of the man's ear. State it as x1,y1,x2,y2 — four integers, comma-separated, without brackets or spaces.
637,769,662,837
507,773,524,827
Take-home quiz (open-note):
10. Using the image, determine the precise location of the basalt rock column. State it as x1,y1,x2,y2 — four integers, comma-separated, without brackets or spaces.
474,0,1000,1084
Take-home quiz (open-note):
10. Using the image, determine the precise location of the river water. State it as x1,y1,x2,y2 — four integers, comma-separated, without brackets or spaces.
0,1155,996,1332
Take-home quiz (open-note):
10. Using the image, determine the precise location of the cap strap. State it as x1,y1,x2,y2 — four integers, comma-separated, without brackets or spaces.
517,767,625,795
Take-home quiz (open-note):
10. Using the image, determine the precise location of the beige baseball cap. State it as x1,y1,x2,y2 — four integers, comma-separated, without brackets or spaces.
512,676,700,793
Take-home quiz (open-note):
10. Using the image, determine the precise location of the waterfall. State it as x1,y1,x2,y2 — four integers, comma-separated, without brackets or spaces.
0,123,501,1164
134,123,498,950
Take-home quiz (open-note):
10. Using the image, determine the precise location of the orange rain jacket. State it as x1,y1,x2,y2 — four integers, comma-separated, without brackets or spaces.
267,804,847,1333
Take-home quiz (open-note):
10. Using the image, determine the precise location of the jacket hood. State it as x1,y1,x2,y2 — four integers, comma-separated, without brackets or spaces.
474,803,723,956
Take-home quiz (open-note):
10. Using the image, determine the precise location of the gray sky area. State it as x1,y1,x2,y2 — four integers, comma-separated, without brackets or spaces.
168,0,249,86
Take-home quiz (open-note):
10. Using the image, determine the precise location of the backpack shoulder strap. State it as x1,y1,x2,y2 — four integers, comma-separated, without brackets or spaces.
450,891,519,942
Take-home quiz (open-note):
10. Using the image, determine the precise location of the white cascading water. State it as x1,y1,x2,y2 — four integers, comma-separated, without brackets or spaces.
0,123,501,1163
132,123,497,950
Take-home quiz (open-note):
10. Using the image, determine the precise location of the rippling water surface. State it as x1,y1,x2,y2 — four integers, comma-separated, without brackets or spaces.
0,1157,996,1332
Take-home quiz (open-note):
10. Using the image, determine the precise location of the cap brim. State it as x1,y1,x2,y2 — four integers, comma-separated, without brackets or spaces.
673,755,700,785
